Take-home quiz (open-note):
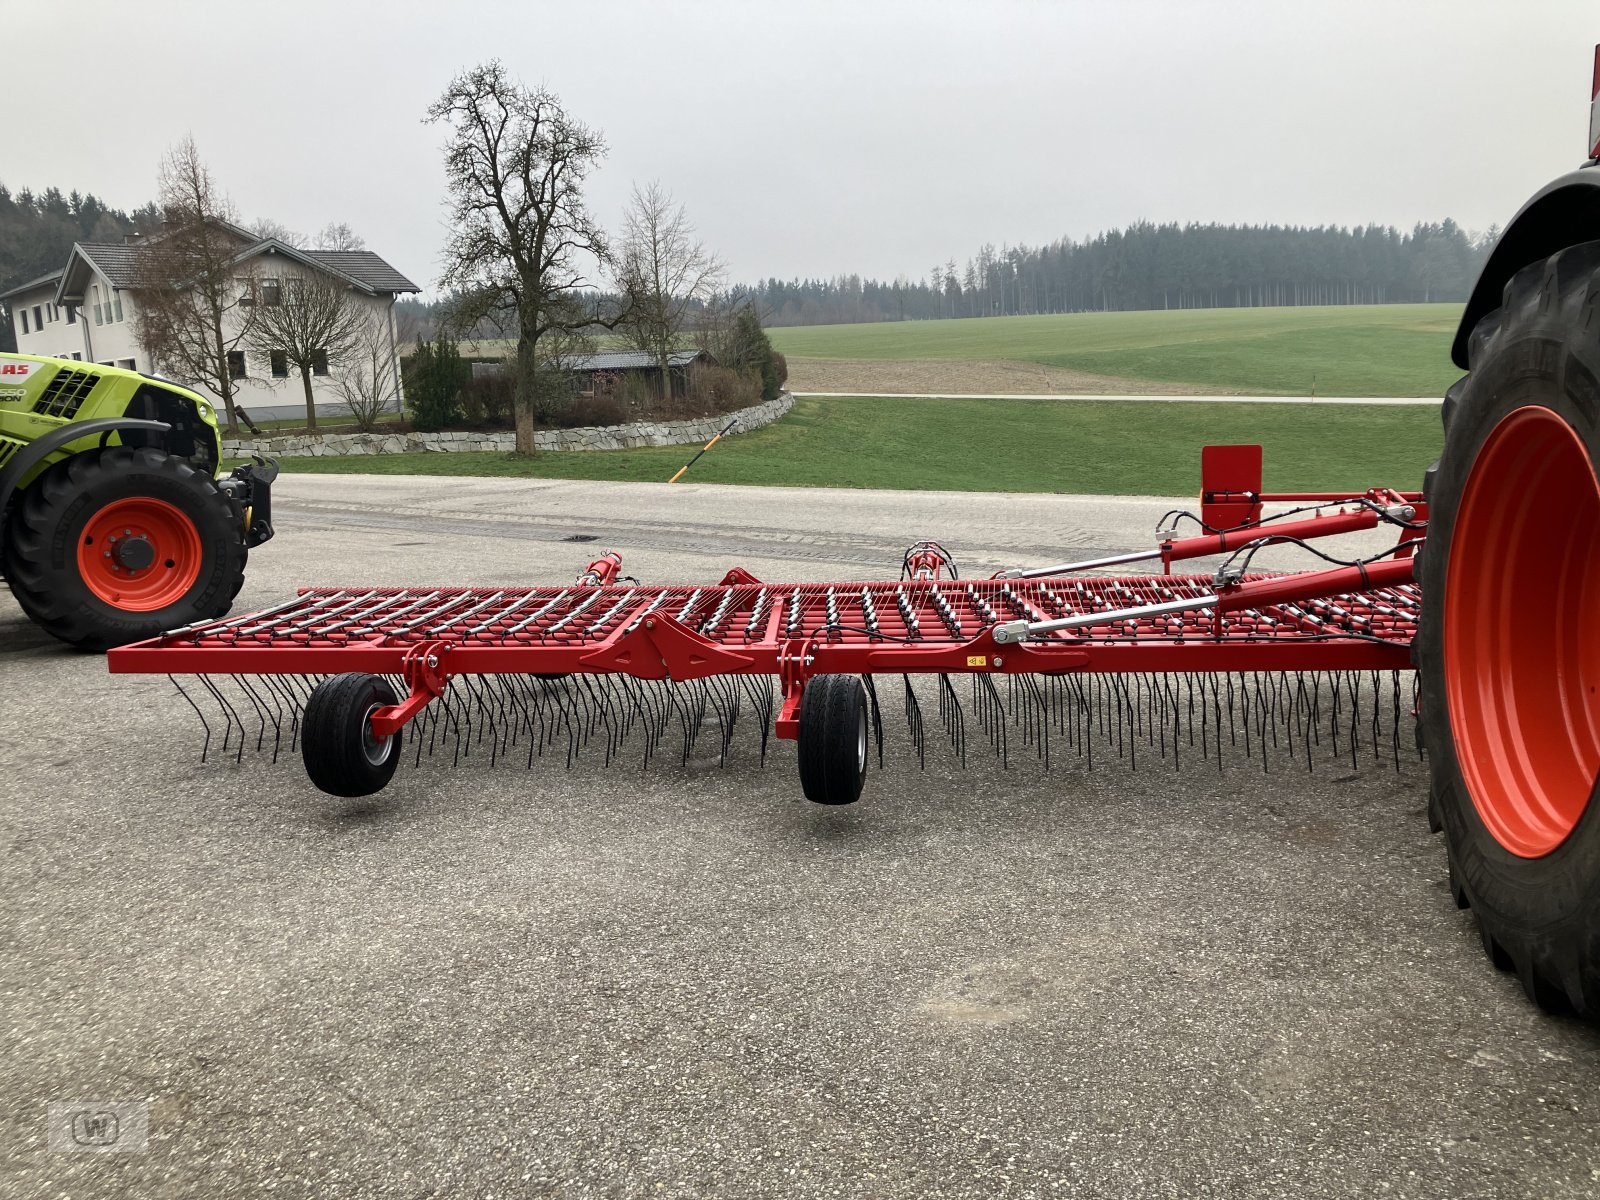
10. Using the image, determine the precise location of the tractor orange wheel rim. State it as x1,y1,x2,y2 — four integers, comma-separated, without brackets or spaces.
76,497,204,612
1445,406,1600,858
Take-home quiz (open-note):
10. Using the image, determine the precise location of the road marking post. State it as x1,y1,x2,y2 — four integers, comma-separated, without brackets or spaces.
668,418,740,483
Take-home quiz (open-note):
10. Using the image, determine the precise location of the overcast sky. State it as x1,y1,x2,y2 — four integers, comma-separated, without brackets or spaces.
6,1,1595,294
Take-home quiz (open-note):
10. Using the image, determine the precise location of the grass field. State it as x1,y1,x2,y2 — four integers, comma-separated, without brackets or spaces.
769,304,1463,397
269,395,1441,495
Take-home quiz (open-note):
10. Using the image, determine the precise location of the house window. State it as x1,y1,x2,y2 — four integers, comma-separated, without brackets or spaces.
70,352,81,361
18,310,27,335
261,279,282,307
117,358,136,371
270,350,289,378
113,294,123,322
65,305,76,325
311,349,329,376
33,304,43,330
227,350,247,379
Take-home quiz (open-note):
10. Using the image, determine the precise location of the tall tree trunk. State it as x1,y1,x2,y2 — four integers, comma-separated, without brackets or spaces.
214,322,239,435
513,331,539,455
302,365,317,431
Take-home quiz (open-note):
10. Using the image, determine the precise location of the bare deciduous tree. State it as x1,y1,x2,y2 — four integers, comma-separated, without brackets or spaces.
249,217,302,246
316,222,366,252
132,137,257,435
614,182,723,402
332,313,401,432
426,60,615,454
242,269,367,430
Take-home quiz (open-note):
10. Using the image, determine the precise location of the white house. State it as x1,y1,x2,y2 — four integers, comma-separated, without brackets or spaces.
1,223,420,424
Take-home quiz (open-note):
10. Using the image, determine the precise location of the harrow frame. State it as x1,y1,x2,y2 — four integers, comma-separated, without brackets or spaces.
105,445,1426,799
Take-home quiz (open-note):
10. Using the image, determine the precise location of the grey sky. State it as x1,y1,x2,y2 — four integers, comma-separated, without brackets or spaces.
7,1,1595,296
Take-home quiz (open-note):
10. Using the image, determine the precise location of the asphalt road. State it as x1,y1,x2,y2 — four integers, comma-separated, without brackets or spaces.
3,475,1597,1199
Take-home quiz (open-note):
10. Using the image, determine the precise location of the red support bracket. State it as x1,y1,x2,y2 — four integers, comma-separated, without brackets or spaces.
774,636,814,741
578,609,755,681
371,640,453,738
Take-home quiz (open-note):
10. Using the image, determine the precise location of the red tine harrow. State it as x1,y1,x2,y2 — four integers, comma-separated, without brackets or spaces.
106,445,1426,801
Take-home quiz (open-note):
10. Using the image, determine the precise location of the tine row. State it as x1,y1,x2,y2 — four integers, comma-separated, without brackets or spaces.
164,669,1420,780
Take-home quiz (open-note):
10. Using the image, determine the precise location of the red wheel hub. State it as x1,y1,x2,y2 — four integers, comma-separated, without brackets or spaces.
77,497,203,612
1445,406,1600,857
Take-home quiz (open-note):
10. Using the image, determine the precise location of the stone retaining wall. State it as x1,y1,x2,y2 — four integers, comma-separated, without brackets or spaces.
222,393,793,458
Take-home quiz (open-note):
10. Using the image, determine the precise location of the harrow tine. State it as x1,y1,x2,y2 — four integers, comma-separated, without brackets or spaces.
198,674,246,764
165,663,1419,787
740,674,775,765
228,674,268,756
903,675,926,769
974,672,1007,766
937,674,966,767
170,676,212,764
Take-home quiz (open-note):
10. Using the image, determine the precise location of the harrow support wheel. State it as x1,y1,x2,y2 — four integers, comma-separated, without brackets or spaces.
302,673,402,798
3,447,247,650
797,674,870,805
1418,240,1600,1017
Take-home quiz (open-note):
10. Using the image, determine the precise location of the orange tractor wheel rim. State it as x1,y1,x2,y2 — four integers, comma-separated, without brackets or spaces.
77,497,203,612
1445,405,1600,858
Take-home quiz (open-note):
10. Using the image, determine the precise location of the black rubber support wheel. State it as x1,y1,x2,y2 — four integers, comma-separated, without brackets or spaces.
302,673,403,798
797,674,870,805
2,446,247,650
1417,239,1600,1018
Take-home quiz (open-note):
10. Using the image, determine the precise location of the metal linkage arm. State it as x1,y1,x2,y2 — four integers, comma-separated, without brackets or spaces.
994,503,1413,581
991,556,1416,643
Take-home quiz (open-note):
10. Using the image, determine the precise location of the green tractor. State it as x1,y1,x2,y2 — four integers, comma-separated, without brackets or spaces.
0,353,275,649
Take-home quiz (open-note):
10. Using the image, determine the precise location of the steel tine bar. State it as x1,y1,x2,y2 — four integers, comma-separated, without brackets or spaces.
461,588,538,635
427,591,508,637
388,592,480,637
504,590,573,636
318,590,432,637
545,591,608,638
282,589,384,634
227,591,353,639
585,589,639,636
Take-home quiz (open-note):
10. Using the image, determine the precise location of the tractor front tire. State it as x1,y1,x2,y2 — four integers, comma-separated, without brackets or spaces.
1417,240,1600,1017
797,675,870,805
302,673,402,798
3,446,247,650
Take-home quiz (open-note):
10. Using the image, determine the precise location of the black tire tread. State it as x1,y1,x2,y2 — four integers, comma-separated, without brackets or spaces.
301,673,401,798
1418,237,1600,1019
3,446,247,650
797,675,868,806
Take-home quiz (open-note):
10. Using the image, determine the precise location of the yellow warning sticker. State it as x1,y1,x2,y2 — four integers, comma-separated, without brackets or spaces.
966,655,987,667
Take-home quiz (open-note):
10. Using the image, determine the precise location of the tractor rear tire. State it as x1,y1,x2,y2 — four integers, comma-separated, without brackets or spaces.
302,673,402,798
797,674,869,805
1416,240,1600,1017
3,446,246,650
